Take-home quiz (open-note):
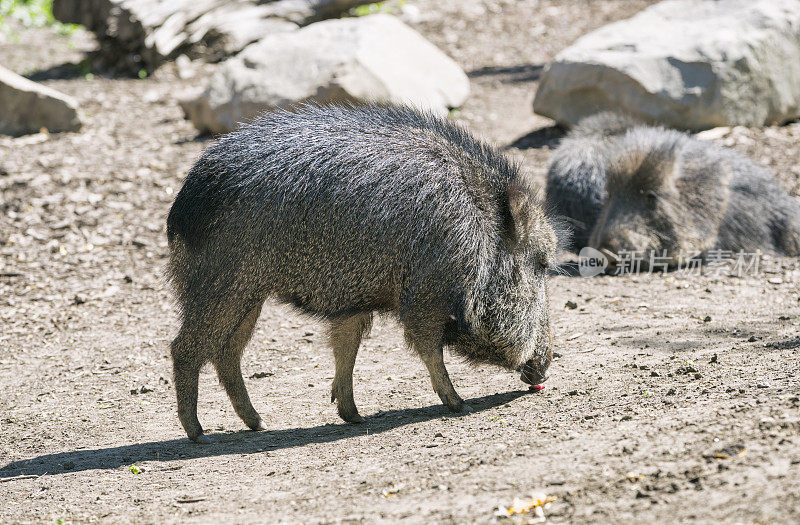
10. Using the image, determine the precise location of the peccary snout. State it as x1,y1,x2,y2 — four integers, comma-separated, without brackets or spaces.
518,337,552,386
519,287,552,386
589,212,659,268
519,363,549,385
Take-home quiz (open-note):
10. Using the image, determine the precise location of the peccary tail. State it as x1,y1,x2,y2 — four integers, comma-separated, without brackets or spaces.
166,155,227,304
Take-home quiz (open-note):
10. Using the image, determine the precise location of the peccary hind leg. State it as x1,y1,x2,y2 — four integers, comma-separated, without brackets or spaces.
172,298,265,443
171,323,210,443
330,313,373,423
213,302,266,432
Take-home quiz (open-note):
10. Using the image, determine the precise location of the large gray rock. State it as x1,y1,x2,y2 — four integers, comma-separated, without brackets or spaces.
0,66,81,136
533,0,800,130
177,4,298,62
52,0,374,72
181,14,470,133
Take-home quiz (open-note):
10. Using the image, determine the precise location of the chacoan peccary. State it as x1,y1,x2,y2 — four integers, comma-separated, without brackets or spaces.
167,104,559,443
546,113,800,264
545,113,641,249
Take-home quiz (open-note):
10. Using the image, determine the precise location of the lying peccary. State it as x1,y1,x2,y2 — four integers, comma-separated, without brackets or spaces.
166,104,558,443
547,113,800,260
590,127,800,262
545,113,641,249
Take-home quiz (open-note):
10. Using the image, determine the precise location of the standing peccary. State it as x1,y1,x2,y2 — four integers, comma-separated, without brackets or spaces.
545,113,642,249
588,126,800,262
166,104,559,443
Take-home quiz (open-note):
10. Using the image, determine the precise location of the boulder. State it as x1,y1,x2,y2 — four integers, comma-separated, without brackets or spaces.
180,14,470,134
179,5,298,62
533,0,800,130
0,66,81,136
52,0,374,73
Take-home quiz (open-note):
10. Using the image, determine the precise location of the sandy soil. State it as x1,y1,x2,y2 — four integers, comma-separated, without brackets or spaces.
1,1,799,523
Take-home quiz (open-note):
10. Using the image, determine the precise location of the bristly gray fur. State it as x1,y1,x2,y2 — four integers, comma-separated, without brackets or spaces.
545,112,643,249
590,124,800,261
165,102,557,442
546,112,800,259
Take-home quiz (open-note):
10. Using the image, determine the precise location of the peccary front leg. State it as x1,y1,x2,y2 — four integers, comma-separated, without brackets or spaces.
213,303,266,432
329,313,373,423
406,324,470,413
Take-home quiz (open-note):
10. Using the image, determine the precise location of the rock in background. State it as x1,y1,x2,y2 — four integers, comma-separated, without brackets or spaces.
52,0,375,73
0,65,82,136
533,0,800,130
180,14,470,134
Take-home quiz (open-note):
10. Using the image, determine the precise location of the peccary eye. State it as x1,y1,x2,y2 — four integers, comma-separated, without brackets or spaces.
530,256,548,274
646,191,658,203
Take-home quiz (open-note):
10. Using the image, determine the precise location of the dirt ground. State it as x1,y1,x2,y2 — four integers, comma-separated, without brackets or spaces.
1,1,799,523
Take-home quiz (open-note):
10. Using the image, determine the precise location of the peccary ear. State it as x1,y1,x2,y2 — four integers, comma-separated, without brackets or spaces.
503,182,538,249
607,140,679,193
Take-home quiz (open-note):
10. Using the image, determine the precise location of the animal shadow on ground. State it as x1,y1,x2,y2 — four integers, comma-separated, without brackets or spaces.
0,390,530,479
467,64,544,83
764,336,800,350
25,61,93,82
509,125,565,150
608,325,791,354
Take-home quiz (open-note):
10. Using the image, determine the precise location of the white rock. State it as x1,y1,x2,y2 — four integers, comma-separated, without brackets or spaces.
175,55,195,80
533,0,800,130
182,4,298,60
695,127,731,142
0,65,81,136
181,14,470,133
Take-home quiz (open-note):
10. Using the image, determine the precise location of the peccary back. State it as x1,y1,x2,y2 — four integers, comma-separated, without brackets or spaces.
718,150,800,256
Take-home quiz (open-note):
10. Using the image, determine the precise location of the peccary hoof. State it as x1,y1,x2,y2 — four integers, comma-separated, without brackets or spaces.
191,434,211,444
249,420,268,431
344,414,365,424
446,401,473,414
